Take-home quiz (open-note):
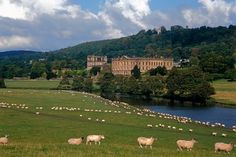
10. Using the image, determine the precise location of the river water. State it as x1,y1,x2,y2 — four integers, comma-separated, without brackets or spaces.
117,97,236,128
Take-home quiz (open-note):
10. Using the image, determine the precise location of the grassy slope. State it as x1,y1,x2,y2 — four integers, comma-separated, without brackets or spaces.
5,79,60,89
212,80,236,106
0,89,236,157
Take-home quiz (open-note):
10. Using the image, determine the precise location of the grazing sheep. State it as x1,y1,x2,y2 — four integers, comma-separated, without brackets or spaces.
212,132,217,136
189,129,193,132
176,139,197,151
68,137,84,145
215,142,234,154
137,137,156,149
86,135,105,145
147,124,153,128
221,133,227,137
0,135,8,145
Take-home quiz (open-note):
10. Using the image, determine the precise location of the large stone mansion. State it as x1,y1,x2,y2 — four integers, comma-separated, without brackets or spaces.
112,56,173,75
87,55,174,75
87,55,108,70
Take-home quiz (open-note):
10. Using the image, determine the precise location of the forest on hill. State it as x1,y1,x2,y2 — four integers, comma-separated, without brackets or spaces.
0,25,236,79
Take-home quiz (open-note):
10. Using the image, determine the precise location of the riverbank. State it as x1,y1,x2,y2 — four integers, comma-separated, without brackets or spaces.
4,79,236,108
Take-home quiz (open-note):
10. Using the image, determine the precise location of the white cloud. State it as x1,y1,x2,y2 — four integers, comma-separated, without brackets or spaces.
0,35,33,49
182,0,236,27
113,0,151,28
0,0,29,20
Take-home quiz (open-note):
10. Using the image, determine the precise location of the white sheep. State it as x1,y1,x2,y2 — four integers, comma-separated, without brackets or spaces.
137,137,156,149
86,135,105,145
215,142,234,154
176,139,197,151
221,133,227,137
212,132,217,136
0,135,8,145
68,137,84,145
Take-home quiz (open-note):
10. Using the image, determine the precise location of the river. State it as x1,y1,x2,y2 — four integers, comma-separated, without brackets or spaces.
117,97,236,128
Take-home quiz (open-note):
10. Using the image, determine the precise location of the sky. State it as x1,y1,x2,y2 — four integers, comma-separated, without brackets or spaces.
0,0,236,52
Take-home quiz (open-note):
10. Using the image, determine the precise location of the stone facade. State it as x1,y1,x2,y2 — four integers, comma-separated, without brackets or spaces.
112,56,173,75
87,55,108,70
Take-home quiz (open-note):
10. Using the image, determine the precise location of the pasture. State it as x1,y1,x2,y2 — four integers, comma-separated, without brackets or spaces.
212,80,236,106
5,79,60,89
0,89,236,157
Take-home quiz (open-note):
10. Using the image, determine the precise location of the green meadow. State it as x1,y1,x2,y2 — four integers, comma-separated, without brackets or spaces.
0,89,236,157
212,80,236,106
5,79,60,89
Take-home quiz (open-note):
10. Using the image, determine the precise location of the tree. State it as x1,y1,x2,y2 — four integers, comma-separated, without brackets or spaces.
90,66,101,76
0,78,6,88
149,66,167,76
131,65,141,79
72,76,84,91
166,67,215,103
100,73,115,93
83,78,93,92
225,69,236,81
57,77,71,90
30,62,47,79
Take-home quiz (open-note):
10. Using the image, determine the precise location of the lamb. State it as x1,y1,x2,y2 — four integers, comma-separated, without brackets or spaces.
68,137,84,145
215,142,234,154
0,135,8,145
176,139,197,151
86,135,105,145
137,137,156,149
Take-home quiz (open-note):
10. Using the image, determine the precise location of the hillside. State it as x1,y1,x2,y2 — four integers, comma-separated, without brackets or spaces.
0,50,41,58
52,25,236,62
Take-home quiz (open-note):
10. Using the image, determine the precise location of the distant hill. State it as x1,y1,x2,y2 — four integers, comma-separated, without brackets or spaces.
52,25,236,62
0,50,41,58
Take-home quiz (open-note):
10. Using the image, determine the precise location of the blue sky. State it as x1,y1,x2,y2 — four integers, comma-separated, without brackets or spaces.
0,0,236,51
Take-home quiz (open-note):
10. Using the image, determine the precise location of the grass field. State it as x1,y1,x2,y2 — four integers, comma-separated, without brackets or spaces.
5,79,60,89
0,89,236,157
212,80,236,106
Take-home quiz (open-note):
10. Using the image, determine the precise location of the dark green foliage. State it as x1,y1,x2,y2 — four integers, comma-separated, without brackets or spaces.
57,77,71,90
225,69,236,81
166,67,215,102
0,78,6,88
30,62,47,79
90,66,101,76
100,73,115,93
131,65,141,79
149,66,167,76
199,53,234,74
71,77,93,92
72,76,84,91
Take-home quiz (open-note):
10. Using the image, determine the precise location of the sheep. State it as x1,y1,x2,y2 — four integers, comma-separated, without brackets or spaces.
176,139,197,151
221,133,227,137
137,137,156,149
147,124,153,128
212,132,217,136
215,142,234,154
0,135,8,145
68,137,84,145
86,135,105,145
189,129,193,133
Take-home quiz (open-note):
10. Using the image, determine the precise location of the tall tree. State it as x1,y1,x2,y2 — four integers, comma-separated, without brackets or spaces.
131,65,141,79
0,78,6,88
166,67,215,102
